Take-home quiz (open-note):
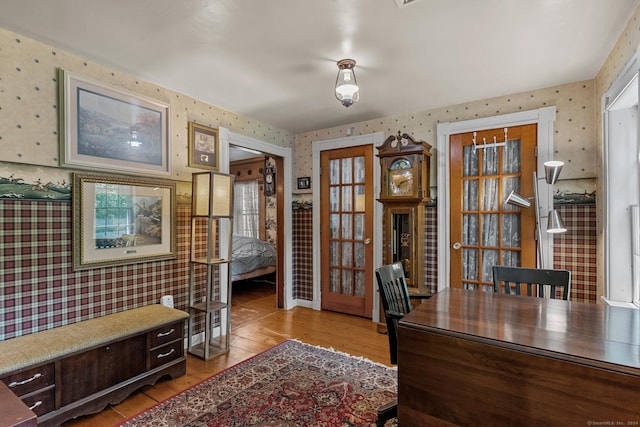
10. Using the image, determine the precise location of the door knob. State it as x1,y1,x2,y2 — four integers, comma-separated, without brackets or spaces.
364,238,372,245
452,242,462,250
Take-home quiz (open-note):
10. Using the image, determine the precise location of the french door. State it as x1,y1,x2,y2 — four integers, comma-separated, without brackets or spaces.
320,145,374,317
449,124,537,290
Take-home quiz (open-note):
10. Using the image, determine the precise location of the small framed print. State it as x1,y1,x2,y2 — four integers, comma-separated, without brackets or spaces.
297,176,311,190
188,122,219,170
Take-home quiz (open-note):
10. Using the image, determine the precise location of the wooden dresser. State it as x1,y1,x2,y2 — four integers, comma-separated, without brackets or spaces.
397,288,640,426
0,305,188,427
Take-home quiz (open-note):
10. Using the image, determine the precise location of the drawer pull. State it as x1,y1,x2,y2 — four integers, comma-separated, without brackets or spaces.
156,328,175,338
9,373,42,388
29,400,42,411
157,348,175,359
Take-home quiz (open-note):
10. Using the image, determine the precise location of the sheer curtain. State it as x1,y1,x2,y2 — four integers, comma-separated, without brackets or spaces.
233,181,259,238
462,138,521,291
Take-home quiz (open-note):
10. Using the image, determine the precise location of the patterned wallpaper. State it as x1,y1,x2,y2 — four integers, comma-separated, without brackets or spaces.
0,27,295,184
1,2,639,341
0,200,192,341
295,81,596,196
292,1,640,193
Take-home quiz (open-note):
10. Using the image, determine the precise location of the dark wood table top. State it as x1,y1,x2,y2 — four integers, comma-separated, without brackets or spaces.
400,288,640,376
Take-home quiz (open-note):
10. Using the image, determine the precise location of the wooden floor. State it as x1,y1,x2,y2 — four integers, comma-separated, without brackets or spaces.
62,281,391,426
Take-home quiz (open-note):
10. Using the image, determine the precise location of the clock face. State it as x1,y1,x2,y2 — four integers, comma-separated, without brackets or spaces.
389,169,413,195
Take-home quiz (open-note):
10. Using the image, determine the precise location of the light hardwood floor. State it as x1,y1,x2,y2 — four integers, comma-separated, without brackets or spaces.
62,281,391,426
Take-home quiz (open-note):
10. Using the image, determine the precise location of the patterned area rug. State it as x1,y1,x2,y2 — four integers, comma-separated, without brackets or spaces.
120,339,397,427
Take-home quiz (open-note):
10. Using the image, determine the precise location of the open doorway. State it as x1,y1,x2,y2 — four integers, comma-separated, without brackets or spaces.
228,144,284,327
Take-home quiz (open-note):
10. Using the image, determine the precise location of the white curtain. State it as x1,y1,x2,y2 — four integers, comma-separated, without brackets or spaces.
233,181,259,238
462,139,521,291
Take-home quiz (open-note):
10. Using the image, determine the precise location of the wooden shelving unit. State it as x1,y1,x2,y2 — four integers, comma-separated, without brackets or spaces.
187,172,234,360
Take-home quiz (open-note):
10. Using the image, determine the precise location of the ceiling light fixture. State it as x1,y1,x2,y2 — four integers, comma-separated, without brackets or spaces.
335,59,359,108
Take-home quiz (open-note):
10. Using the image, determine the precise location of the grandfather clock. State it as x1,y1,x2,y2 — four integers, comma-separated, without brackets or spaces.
377,131,432,289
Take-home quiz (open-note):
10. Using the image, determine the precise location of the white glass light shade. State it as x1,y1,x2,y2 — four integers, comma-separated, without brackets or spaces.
544,160,564,185
192,172,233,217
547,209,567,233
335,59,359,108
505,190,532,208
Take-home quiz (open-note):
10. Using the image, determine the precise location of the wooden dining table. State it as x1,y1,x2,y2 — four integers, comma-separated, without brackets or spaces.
397,288,640,426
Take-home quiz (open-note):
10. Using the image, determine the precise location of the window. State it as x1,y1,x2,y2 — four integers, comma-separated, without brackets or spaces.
603,50,640,308
233,180,259,238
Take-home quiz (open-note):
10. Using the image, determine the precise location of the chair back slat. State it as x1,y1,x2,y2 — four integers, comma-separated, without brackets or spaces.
377,263,412,313
376,262,413,365
492,266,571,300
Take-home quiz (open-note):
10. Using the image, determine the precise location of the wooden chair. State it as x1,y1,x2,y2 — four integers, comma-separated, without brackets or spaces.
376,262,432,427
492,265,571,300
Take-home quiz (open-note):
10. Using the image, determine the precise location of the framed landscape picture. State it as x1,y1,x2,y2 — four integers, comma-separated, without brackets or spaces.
59,69,171,176
188,122,219,170
72,172,176,270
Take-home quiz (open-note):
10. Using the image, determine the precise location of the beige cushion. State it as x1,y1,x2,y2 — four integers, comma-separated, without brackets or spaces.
0,305,188,375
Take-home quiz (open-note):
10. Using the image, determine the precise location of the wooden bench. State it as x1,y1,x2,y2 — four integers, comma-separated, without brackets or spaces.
0,305,189,427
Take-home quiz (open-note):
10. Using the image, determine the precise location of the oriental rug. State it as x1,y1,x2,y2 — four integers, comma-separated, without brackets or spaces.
120,339,397,427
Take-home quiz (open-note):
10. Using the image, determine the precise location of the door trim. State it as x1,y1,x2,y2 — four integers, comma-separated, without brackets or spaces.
312,132,385,320
436,107,556,292
226,129,294,309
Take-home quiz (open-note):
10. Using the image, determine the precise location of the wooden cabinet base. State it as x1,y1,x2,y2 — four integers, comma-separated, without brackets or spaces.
0,306,188,427
38,358,185,427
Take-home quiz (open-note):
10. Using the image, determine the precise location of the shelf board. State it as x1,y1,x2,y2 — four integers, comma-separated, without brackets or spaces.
189,301,228,313
187,341,229,360
190,257,232,265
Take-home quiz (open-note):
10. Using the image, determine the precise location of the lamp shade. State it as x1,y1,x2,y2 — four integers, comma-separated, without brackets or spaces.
547,209,567,233
335,59,359,107
544,160,564,185
192,172,234,217
505,190,532,208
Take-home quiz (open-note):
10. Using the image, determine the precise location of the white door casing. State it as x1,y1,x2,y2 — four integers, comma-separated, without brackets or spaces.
436,107,556,291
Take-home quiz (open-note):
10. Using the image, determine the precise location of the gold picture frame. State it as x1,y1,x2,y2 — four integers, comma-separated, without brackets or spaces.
188,122,219,170
72,172,176,271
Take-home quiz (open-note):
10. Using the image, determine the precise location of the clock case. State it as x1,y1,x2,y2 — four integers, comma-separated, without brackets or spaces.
377,132,432,289
378,132,432,202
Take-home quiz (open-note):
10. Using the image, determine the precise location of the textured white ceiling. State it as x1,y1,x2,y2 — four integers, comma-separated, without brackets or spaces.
0,0,637,134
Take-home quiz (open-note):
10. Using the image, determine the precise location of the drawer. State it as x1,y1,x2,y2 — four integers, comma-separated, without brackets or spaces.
1,363,54,397
149,341,183,369
149,321,183,349
21,386,55,417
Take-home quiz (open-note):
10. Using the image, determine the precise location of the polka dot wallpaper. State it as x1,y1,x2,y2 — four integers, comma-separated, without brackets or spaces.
295,80,597,196
294,3,640,200
0,27,294,184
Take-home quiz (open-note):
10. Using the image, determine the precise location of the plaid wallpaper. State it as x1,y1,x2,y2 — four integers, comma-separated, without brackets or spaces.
0,200,192,341
423,207,438,293
553,204,597,303
0,200,597,340
292,208,313,300
419,204,597,301
289,204,597,302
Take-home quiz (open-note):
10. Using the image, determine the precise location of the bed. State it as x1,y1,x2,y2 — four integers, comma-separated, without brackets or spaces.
231,234,277,282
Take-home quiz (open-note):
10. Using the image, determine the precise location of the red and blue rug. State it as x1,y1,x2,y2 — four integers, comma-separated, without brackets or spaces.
120,339,397,426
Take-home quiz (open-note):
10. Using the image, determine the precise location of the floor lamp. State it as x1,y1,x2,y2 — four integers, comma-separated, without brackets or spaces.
505,161,566,268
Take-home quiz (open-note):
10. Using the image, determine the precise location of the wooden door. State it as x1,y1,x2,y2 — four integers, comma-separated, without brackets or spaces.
449,125,537,290
320,145,374,317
